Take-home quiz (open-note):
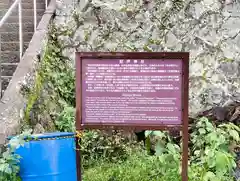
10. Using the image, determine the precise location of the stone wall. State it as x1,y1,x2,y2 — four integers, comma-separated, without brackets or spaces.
55,0,240,117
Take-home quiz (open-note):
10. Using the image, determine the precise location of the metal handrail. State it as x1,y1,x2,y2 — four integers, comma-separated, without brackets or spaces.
0,0,23,57
19,1,23,58
0,0,21,27
0,0,22,97
34,0,37,32
0,0,49,97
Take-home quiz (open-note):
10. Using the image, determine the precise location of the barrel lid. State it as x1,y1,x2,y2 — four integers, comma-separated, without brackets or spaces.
8,132,75,140
32,132,75,139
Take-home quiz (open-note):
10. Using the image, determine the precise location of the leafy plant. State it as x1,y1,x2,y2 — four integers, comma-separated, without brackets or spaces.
55,102,75,132
80,130,133,168
190,117,239,180
142,117,239,181
41,27,75,107
0,130,32,181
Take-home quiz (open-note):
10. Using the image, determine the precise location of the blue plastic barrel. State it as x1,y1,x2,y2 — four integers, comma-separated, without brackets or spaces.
13,132,77,181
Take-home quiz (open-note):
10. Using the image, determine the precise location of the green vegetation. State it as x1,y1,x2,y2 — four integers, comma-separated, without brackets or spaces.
0,130,32,181
83,150,180,181
21,25,75,131
1,117,239,181
80,130,133,168
82,117,239,181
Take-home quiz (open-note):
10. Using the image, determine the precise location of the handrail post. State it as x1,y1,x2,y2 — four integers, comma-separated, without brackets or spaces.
34,0,37,32
45,0,48,10
0,33,2,98
19,0,23,58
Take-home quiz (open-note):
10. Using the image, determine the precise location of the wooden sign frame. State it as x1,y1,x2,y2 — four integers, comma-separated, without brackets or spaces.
75,52,189,181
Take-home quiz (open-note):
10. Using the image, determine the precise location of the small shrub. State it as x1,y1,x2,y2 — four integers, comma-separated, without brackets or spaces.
142,117,239,181
0,130,32,181
81,130,133,168
55,104,75,132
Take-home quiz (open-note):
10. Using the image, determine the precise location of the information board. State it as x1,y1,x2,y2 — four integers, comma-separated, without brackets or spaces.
76,53,188,129
75,52,189,181
82,59,182,126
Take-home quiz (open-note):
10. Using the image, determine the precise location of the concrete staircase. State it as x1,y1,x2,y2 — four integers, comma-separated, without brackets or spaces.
0,0,47,96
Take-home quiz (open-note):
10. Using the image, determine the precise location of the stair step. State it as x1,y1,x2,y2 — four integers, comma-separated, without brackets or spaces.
0,2,46,9
0,0,15,3
0,22,34,32
1,42,29,51
1,76,12,79
3,16,42,23
1,62,18,66
0,9,45,17
1,63,17,76
0,51,20,63
1,32,34,42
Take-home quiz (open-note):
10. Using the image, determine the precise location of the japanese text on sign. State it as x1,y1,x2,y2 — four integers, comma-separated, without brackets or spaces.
82,59,182,125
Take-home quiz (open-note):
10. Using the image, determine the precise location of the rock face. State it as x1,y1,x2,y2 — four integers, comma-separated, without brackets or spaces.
54,0,240,117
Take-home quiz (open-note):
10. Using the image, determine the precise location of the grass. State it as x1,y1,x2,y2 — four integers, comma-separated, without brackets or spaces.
83,150,181,181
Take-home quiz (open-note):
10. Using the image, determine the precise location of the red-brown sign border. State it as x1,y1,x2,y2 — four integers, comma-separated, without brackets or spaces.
75,52,189,181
